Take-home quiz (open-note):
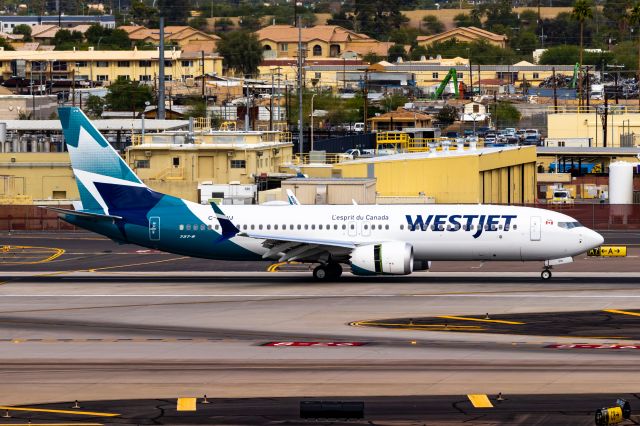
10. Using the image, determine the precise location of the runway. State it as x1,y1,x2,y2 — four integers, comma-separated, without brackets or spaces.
3,232,640,424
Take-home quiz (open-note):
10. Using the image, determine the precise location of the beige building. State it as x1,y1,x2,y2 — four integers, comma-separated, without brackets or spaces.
369,109,433,132
256,24,393,60
119,25,220,54
334,145,537,204
127,129,294,201
0,48,223,85
547,106,640,148
0,94,57,119
417,27,508,49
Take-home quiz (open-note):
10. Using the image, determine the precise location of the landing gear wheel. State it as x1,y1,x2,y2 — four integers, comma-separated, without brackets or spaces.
313,265,328,280
541,269,552,280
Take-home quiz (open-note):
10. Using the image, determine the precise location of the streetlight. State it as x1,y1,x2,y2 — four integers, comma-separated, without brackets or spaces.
310,93,316,151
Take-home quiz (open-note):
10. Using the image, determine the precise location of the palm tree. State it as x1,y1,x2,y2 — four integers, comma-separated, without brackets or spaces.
627,3,640,107
572,0,594,106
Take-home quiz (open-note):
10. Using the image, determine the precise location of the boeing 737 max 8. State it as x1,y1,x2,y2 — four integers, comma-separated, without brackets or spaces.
47,107,604,280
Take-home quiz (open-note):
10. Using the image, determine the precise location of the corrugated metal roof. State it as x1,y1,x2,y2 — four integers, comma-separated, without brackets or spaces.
538,147,640,155
1,119,188,131
345,145,533,164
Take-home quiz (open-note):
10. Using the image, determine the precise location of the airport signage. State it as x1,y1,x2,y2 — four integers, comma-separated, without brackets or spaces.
546,344,640,350
587,246,627,257
262,342,368,347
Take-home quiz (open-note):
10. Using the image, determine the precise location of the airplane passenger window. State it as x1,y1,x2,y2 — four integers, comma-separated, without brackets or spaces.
297,225,301,230
251,224,255,230
207,225,212,230
430,225,435,231
215,225,220,230
327,224,331,229
379,224,383,230
186,224,191,230
350,224,354,229
179,225,184,230
304,225,309,230
499,225,503,230
385,224,389,230
484,224,490,230
243,225,247,230
319,225,323,230
342,225,346,230
266,224,271,230
514,225,518,230
311,225,315,230
259,225,263,230
201,224,205,230
363,225,368,230
274,225,278,230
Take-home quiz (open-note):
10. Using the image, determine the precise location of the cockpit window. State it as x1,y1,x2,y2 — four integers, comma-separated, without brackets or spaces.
558,221,583,229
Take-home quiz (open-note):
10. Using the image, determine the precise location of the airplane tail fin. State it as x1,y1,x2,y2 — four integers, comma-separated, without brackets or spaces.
286,189,300,205
59,106,148,214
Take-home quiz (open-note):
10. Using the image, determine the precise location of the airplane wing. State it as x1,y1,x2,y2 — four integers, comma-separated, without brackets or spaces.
238,231,354,262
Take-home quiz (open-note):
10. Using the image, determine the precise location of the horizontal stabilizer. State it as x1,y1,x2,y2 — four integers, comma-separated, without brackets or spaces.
41,206,122,221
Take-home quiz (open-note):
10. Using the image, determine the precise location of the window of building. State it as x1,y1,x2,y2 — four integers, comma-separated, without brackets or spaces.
164,75,173,81
97,75,109,81
182,74,193,80
164,60,172,67
279,43,288,52
473,104,480,113
181,60,193,67
117,75,130,80
230,160,246,168
75,61,88,68
312,45,322,56
139,75,151,81
139,60,151,67
533,72,539,79
117,61,130,67
52,61,67,71
172,157,180,167
457,72,463,78
315,72,321,79
52,190,66,199
134,159,150,168
432,72,438,79
96,61,108,67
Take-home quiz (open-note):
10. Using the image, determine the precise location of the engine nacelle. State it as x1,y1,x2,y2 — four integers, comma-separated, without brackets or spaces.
350,242,414,275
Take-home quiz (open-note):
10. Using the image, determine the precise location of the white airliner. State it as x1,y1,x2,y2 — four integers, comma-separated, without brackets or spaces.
49,107,604,281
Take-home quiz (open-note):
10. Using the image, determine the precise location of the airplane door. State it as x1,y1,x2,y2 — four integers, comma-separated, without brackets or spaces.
149,216,161,241
530,216,541,241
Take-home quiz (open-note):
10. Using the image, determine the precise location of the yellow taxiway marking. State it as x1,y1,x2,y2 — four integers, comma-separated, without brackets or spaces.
438,315,525,325
87,256,188,272
0,406,119,417
467,394,494,408
604,309,640,317
0,246,65,265
351,321,483,330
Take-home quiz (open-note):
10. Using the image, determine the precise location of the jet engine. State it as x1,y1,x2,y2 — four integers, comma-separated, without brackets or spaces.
350,242,414,275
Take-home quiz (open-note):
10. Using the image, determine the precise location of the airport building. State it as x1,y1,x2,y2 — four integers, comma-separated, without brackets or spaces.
126,127,294,201
333,145,538,204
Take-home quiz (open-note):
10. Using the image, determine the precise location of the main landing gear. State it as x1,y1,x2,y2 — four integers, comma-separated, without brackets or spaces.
313,262,343,281
541,268,552,280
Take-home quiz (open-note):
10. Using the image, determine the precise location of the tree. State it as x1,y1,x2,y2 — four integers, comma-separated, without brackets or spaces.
53,30,84,50
85,24,131,50
354,0,408,38
13,24,32,41
425,39,515,65
422,15,444,35
389,27,419,45
410,45,428,60
539,45,613,65
217,31,263,76
105,79,153,115
490,102,521,127
572,0,593,104
239,15,262,31
435,105,459,126
363,52,383,63
131,0,159,26
387,44,408,62
627,2,640,103
189,16,209,32
157,0,188,25
214,17,234,33
85,95,105,118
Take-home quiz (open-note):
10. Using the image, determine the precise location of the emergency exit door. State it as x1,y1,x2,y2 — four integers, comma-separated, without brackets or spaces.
530,216,541,241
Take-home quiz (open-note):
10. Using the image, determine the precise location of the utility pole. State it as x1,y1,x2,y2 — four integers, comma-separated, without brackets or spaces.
363,69,369,133
297,16,304,157
201,50,205,99
552,67,558,112
158,17,166,120
602,93,608,148
270,74,274,131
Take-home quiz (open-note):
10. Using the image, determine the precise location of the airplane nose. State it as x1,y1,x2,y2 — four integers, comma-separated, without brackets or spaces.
589,230,604,249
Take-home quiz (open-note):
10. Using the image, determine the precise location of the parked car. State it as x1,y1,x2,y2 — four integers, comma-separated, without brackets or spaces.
516,129,526,141
523,134,540,145
484,133,497,145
